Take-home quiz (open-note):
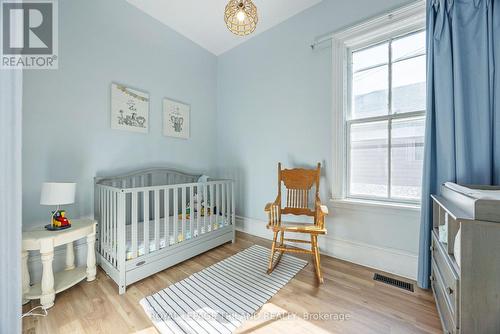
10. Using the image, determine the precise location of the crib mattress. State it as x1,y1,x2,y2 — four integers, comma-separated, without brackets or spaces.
124,215,229,260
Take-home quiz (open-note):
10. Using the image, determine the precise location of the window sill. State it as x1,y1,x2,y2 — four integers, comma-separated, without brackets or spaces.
329,198,421,213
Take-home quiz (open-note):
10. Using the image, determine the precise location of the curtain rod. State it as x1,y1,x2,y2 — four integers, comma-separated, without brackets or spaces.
309,0,425,50
310,36,333,49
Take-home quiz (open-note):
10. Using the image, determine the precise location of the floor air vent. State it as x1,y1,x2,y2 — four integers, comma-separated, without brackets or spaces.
373,273,414,292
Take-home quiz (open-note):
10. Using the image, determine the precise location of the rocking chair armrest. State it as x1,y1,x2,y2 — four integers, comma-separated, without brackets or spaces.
265,201,281,227
264,202,274,212
315,202,328,230
264,196,280,212
315,197,329,216
318,204,329,216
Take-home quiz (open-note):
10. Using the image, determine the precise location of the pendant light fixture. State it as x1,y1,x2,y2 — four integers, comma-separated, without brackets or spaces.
224,0,258,36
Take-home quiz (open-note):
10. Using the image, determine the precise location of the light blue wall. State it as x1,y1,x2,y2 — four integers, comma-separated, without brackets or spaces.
22,0,218,227
217,0,420,255
22,0,421,269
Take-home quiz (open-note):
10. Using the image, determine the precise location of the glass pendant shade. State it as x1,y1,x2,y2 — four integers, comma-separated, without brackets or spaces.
224,0,258,36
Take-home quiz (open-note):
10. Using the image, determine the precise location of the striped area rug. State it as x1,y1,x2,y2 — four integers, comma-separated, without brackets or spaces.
140,244,308,334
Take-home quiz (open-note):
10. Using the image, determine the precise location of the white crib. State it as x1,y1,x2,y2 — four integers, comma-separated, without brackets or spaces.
94,168,235,294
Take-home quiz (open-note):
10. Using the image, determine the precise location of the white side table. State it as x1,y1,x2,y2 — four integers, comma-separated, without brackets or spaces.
22,219,97,309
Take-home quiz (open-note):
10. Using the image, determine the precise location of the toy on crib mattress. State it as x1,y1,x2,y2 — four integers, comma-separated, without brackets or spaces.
52,210,71,228
180,193,212,219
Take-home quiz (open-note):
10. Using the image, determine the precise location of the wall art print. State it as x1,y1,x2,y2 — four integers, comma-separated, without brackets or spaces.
163,98,190,139
111,83,149,133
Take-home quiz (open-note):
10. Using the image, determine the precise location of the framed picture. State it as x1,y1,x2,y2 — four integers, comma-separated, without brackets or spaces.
163,98,190,139
111,83,149,133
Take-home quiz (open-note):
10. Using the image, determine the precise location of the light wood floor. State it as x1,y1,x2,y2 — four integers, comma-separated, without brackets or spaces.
22,232,442,334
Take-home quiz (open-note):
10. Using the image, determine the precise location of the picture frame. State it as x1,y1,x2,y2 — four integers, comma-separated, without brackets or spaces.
110,83,149,133
163,98,190,139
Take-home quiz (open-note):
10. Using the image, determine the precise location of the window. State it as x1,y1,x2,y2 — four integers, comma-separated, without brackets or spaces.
347,30,426,203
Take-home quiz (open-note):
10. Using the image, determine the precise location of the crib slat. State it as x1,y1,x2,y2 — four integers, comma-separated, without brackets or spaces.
143,191,150,255
103,189,109,261
232,182,235,227
131,192,138,259
154,189,160,251
224,183,228,228
116,192,126,289
203,184,207,235
103,188,107,261
222,183,227,228
109,191,116,265
104,188,108,258
98,187,102,256
114,191,118,266
108,190,112,262
100,187,105,259
182,187,186,241
216,183,221,229
110,190,114,261
108,189,112,261
210,184,214,231
107,190,111,263
112,191,116,265
197,184,201,237
226,182,230,227
96,187,100,254
164,188,169,246
210,183,215,231
224,183,227,226
102,188,106,259
173,188,178,244
189,185,194,239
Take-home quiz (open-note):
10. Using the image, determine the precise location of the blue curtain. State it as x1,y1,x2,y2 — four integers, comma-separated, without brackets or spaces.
418,0,500,288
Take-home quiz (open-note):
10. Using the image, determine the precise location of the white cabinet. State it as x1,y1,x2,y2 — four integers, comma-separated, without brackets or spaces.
431,183,500,333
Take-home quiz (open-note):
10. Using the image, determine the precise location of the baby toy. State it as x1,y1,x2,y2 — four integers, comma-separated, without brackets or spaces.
52,210,71,228
180,193,212,220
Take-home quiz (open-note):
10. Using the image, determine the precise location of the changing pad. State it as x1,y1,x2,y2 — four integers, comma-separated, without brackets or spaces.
443,182,500,200
441,182,500,222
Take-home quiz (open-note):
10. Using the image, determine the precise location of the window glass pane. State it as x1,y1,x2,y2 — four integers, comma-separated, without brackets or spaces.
352,65,388,119
352,43,388,72
392,31,425,61
391,117,425,200
349,121,388,198
392,55,426,114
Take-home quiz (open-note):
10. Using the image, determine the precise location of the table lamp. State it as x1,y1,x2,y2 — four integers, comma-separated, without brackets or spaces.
40,182,76,228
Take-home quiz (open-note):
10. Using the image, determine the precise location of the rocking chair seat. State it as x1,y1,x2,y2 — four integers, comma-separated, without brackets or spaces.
268,222,327,235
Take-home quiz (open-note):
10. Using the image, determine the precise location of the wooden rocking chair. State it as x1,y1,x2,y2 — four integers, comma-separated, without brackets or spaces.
264,162,328,283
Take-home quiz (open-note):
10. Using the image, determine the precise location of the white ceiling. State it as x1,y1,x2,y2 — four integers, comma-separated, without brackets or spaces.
126,0,323,55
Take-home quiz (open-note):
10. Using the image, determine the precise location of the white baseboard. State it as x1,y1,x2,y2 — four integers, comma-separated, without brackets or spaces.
235,216,417,280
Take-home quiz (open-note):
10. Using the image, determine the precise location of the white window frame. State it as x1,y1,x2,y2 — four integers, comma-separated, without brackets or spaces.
329,1,426,205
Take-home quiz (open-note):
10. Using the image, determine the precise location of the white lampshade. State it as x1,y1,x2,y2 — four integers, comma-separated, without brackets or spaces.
40,182,76,206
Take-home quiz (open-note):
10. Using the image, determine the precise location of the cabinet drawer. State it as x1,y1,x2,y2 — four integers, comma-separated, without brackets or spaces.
431,231,459,319
431,264,457,334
